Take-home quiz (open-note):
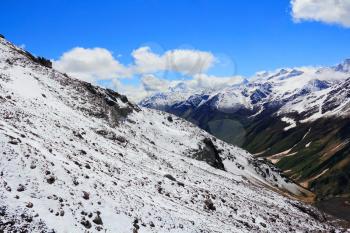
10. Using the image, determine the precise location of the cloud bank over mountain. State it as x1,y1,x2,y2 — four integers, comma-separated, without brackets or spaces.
53,46,242,102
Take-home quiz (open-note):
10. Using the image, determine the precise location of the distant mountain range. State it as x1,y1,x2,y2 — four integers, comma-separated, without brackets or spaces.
141,59,350,200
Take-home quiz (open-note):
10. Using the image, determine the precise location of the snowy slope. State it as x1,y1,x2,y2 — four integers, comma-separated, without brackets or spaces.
0,38,341,232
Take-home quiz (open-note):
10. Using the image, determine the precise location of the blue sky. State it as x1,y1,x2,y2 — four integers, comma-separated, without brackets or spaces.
1,0,350,100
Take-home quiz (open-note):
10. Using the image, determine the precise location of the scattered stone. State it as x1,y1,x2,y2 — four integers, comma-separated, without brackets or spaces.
79,150,87,155
74,161,82,167
26,202,33,208
73,179,79,186
82,191,90,200
81,219,92,229
167,116,173,122
0,206,6,216
177,181,185,187
204,199,216,211
92,211,103,225
8,138,20,145
164,174,176,182
116,136,126,143
133,219,140,230
46,176,55,184
21,213,33,222
17,184,25,192
260,222,267,228
73,131,84,139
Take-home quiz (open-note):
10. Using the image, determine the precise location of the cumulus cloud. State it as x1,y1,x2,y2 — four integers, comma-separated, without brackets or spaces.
53,45,237,102
54,46,216,83
53,47,131,82
132,47,215,75
291,0,350,27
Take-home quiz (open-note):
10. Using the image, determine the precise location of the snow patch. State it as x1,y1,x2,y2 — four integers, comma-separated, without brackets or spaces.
281,117,297,131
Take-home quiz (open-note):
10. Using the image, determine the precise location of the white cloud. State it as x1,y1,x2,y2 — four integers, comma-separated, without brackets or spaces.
53,45,236,102
114,75,174,103
187,74,245,90
141,74,171,92
53,47,131,82
54,46,216,83
113,79,150,103
131,47,164,74
132,47,215,75
291,0,350,27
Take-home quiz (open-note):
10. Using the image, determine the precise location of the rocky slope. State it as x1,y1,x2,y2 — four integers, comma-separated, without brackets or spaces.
0,38,344,232
141,60,350,201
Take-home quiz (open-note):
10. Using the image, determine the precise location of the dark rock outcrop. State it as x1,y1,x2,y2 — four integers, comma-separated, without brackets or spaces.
192,138,225,170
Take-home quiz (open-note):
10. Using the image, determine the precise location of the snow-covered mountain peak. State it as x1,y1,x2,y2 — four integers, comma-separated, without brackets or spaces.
142,57,350,123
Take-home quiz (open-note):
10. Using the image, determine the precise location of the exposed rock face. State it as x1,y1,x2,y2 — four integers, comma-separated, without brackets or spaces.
76,82,139,127
192,138,225,170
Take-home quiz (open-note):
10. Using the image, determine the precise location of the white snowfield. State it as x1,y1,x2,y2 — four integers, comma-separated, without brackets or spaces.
0,38,342,232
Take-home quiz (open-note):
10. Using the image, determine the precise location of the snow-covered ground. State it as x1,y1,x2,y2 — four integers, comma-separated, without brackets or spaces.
0,38,344,232
281,117,297,131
